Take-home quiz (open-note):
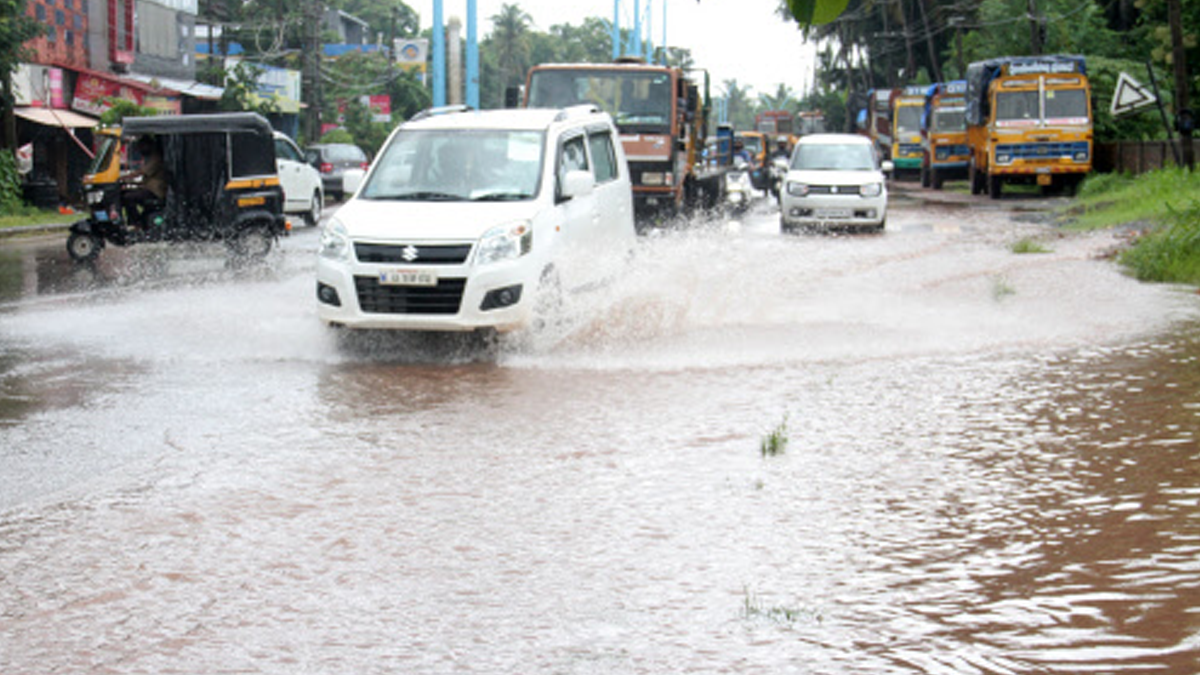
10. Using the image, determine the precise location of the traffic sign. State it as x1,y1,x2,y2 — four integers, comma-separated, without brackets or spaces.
1111,72,1157,117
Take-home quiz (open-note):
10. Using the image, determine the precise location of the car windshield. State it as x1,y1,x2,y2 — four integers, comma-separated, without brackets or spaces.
324,145,366,162
360,129,544,202
791,143,876,171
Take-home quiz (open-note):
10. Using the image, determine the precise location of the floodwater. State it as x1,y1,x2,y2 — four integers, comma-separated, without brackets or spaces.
2,190,1199,674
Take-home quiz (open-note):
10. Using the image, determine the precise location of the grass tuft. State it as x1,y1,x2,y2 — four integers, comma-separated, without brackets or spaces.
1010,238,1052,254
760,413,788,457
1119,200,1200,284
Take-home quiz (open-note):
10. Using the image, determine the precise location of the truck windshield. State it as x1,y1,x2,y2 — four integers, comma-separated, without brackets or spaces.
360,129,544,202
933,109,966,132
1044,88,1089,123
529,70,672,132
995,90,1040,124
895,106,923,135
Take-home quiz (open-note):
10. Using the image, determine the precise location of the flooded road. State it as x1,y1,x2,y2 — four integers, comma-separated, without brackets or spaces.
2,189,1199,673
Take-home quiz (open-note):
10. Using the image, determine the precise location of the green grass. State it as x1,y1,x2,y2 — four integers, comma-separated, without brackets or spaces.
0,207,78,231
742,586,820,625
1010,238,1052,254
760,414,789,457
1119,200,1200,284
1064,166,1200,231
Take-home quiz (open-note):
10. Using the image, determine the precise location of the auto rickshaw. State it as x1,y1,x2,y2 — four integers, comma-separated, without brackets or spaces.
66,113,288,263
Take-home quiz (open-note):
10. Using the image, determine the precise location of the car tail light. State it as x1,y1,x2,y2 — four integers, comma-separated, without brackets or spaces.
360,162,369,170
319,162,334,174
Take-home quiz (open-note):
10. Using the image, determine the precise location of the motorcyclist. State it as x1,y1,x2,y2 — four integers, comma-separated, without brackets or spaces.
770,136,791,162
732,138,754,168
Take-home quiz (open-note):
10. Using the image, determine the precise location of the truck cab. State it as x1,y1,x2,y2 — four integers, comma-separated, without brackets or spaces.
966,55,1092,198
891,85,928,178
921,81,969,190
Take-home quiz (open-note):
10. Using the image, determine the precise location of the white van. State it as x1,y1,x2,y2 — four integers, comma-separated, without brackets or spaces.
316,105,636,333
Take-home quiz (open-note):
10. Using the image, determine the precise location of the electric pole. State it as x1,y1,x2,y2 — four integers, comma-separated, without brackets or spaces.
1167,0,1193,168
302,0,322,144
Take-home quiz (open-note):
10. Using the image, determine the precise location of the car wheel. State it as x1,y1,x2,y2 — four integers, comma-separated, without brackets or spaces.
66,231,102,263
304,191,323,227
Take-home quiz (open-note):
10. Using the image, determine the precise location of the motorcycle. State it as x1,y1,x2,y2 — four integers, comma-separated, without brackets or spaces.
724,157,755,215
769,156,790,201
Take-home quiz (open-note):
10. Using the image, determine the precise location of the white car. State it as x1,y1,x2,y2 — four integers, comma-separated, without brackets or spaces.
273,131,324,227
780,133,892,234
316,105,636,334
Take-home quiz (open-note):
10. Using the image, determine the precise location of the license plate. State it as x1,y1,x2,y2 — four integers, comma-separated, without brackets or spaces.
815,208,852,219
379,269,437,286
1037,173,1053,185
94,210,109,222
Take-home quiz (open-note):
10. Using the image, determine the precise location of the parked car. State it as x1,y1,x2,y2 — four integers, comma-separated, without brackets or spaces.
316,104,636,334
272,131,324,226
305,143,370,202
780,133,892,234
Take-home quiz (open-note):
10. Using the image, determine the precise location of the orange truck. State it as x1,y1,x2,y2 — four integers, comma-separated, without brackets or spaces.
524,59,725,218
965,55,1093,198
891,85,928,178
920,80,969,190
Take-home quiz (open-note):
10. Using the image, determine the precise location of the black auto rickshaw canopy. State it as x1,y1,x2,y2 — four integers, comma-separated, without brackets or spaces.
121,112,277,181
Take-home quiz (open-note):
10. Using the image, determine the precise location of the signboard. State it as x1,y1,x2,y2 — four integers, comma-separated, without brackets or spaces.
1110,71,1156,117
394,38,428,72
73,73,145,115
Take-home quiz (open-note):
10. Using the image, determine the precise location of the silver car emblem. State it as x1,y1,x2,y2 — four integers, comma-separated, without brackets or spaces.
402,245,419,262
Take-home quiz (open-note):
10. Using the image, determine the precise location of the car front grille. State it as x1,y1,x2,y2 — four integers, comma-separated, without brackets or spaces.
355,243,472,265
807,185,863,195
354,276,466,315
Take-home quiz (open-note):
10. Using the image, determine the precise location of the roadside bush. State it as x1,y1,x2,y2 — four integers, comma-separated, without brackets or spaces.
1120,199,1200,284
0,150,23,212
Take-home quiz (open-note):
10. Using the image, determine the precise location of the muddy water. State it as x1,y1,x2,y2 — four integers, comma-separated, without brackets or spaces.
1,200,1199,673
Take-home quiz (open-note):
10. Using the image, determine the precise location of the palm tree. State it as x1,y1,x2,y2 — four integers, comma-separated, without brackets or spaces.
490,4,533,93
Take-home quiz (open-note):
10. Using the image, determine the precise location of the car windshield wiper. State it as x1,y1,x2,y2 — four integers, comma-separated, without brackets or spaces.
369,191,463,201
471,192,533,202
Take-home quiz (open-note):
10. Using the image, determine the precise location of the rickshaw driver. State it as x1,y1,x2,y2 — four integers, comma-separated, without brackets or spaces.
121,137,168,228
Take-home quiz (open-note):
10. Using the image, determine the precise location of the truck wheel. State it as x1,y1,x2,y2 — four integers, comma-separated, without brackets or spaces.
969,161,982,195
920,163,930,188
931,168,944,190
66,231,102,263
988,174,1003,200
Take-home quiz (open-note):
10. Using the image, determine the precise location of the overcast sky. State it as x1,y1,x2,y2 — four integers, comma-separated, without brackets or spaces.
412,0,819,99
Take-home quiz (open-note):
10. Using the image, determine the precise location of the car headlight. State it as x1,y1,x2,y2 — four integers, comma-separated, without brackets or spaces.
860,182,883,198
786,182,809,197
318,218,352,261
476,221,532,266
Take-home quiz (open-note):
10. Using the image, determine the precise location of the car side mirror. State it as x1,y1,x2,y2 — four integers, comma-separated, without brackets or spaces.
560,169,594,200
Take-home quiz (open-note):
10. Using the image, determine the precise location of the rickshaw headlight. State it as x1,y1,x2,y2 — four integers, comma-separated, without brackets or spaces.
319,219,352,262
87,190,105,205
476,221,532,266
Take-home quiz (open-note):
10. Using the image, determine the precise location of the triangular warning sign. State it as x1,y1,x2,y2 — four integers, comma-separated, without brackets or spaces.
1111,72,1157,117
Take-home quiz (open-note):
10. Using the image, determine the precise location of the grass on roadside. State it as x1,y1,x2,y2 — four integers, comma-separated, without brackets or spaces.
1010,238,1052,254
1064,166,1200,231
0,206,78,231
1119,200,1200,284
760,414,789,457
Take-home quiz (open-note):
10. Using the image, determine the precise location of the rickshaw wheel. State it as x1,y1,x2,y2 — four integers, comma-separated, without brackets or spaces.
66,232,102,263
228,223,274,260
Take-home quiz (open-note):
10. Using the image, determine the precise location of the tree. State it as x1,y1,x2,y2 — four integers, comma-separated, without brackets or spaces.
489,4,533,96
720,79,756,131
1,0,44,148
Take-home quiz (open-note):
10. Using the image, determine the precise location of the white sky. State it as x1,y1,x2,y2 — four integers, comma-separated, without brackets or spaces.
413,0,819,99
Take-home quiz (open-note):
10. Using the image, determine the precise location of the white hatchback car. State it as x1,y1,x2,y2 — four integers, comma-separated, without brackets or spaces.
780,133,892,234
316,105,636,334
273,131,324,227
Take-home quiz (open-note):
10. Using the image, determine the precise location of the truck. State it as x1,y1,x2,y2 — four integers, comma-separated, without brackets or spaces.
891,85,928,178
857,88,899,163
755,110,794,137
524,59,725,219
794,110,827,136
965,55,1092,198
920,80,969,190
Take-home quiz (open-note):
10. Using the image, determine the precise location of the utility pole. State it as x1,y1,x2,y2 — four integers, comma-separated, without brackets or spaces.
1167,0,1194,168
302,0,322,143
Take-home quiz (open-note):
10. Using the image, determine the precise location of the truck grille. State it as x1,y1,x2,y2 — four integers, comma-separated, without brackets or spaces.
996,141,1088,160
354,276,466,315
355,243,472,265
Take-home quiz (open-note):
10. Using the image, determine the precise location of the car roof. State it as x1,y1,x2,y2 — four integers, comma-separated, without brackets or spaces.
403,105,611,132
797,133,872,146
